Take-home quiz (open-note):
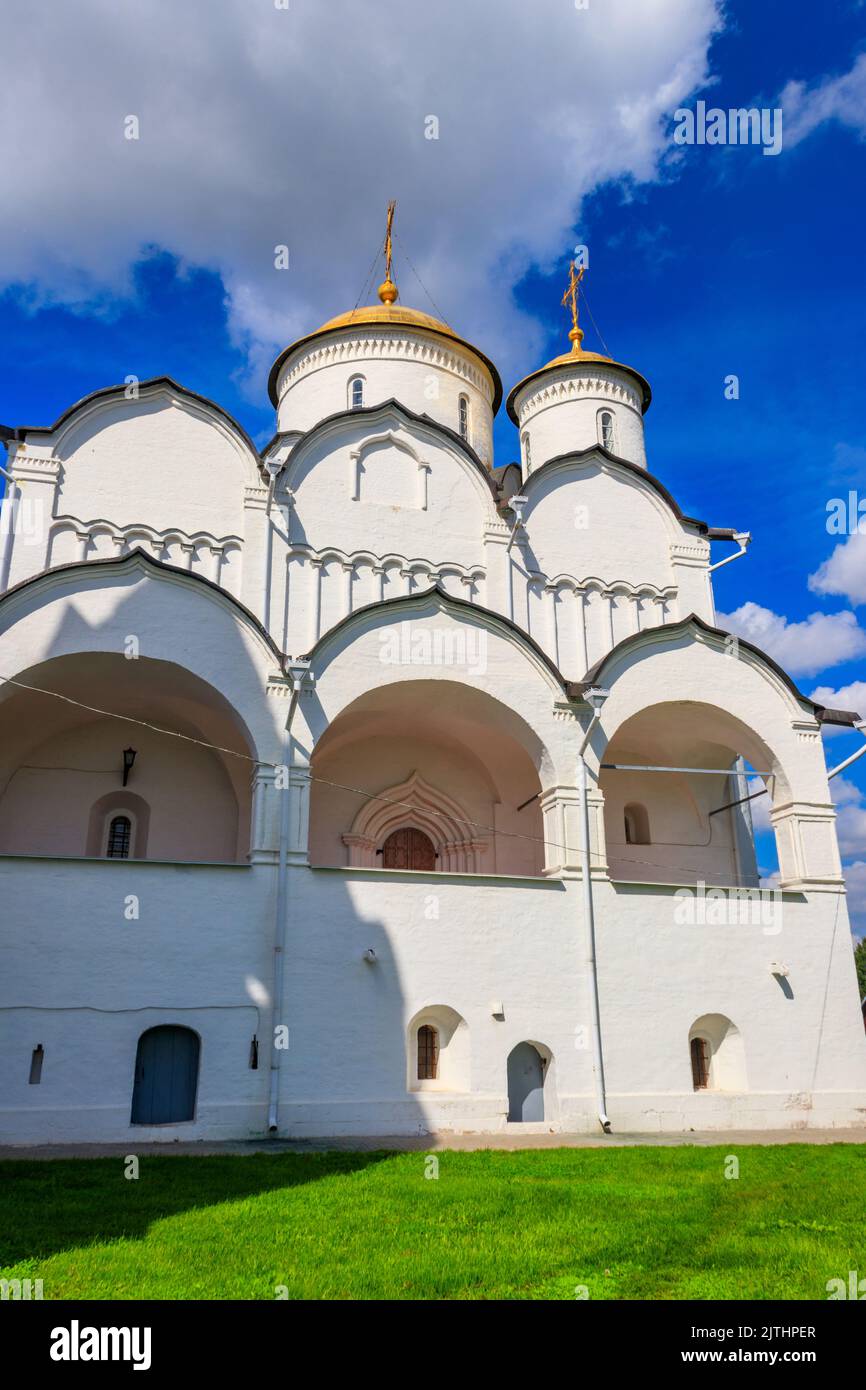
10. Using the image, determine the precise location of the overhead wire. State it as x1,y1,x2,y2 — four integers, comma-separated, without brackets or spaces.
0,671,783,887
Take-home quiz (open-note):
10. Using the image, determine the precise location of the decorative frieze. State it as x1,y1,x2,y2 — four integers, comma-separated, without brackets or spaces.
516,369,641,425
276,329,494,408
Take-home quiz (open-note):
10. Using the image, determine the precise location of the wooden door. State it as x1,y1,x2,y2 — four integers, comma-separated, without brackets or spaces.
382,827,436,870
131,1025,200,1124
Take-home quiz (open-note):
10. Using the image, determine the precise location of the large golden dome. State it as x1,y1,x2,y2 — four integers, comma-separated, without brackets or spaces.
268,279,503,414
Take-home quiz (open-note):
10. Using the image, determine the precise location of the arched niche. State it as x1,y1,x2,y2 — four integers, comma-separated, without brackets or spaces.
689,1014,748,1092
406,1005,470,1093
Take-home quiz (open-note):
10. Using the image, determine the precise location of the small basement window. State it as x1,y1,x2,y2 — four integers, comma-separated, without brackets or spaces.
690,1036,709,1090
417,1024,439,1080
29,1045,44,1084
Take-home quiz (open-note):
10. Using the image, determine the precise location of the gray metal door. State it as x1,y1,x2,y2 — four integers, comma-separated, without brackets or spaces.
131,1026,199,1124
507,1042,545,1122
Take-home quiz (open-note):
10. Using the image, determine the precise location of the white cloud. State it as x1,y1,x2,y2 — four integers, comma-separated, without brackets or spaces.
843,859,866,939
716,601,866,678
780,52,866,148
0,0,723,396
809,532,866,607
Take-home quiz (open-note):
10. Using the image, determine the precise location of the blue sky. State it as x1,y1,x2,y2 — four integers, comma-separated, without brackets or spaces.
0,0,864,927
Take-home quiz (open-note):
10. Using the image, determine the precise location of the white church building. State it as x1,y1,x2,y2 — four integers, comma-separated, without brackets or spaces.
1,245,865,1144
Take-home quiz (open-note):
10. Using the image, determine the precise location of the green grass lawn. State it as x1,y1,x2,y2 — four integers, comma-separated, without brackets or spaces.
1,1145,864,1300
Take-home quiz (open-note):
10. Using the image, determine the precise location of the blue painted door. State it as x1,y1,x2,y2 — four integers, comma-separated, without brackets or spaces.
131,1026,199,1125
507,1042,545,1122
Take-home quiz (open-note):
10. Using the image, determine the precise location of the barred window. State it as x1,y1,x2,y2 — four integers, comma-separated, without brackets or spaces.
598,409,616,451
690,1036,709,1090
417,1024,439,1080
106,815,131,859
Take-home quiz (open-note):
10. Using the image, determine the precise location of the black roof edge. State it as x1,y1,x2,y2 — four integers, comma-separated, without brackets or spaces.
523,446,712,534
706,527,740,541
0,548,286,669
301,580,573,693
8,376,263,463
281,398,500,502
580,611,830,716
0,425,17,444
814,706,863,727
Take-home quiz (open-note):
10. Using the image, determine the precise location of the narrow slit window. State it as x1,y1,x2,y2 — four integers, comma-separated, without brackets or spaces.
350,377,364,410
106,815,131,859
417,1024,439,1080
624,803,650,845
599,410,616,451
522,432,531,471
458,395,469,440
29,1045,44,1084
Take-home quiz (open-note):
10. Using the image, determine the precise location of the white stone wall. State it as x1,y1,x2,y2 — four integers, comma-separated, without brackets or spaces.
0,315,861,1145
274,327,495,465
513,362,647,472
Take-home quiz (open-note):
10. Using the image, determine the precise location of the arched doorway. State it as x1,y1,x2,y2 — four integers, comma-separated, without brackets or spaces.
131,1025,200,1125
308,680,549,877
507,1042,545,1122
382,827,436,870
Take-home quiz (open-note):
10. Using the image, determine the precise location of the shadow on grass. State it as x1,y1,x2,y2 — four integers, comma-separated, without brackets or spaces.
0,1150,393,1267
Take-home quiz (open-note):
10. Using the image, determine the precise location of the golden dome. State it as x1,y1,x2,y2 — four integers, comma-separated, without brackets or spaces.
268,279,503,414
506,327,651,424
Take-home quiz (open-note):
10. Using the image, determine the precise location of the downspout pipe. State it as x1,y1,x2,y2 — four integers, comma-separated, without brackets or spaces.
577,686,611,1134
0,455,20,594
261,461,281,633
505,495,528,622
827,721,866,781
708,531,751,573
267,658,312,1135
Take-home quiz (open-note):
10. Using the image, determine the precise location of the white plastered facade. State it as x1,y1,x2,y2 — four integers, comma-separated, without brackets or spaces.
0,304,863,1144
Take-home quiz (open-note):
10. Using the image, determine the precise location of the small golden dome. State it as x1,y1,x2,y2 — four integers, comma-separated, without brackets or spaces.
506,335,651,423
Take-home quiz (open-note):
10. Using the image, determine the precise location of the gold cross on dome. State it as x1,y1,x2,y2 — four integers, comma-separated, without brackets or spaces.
384,200,396,283
561,260,585,344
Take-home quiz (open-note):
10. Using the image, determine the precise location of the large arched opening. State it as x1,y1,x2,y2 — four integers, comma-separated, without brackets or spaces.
308,679,548,877
0,652,256,862
599,700,789,887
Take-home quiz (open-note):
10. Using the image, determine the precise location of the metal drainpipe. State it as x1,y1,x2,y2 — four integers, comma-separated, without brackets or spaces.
577,688,611,1133
505,495,528,623
0,457,20,594
267,660,311,1135
827,721,866,780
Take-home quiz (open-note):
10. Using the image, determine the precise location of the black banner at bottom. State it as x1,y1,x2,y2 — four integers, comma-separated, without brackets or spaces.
1,1297,860,1374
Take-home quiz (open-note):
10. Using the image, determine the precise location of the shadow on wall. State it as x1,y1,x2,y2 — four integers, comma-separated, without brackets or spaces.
0,649,254,864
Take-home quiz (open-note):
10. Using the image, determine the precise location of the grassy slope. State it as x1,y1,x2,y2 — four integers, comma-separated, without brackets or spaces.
1,1145,864,1300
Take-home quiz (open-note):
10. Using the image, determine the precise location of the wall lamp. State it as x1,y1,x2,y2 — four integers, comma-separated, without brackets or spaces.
122,747,137,786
